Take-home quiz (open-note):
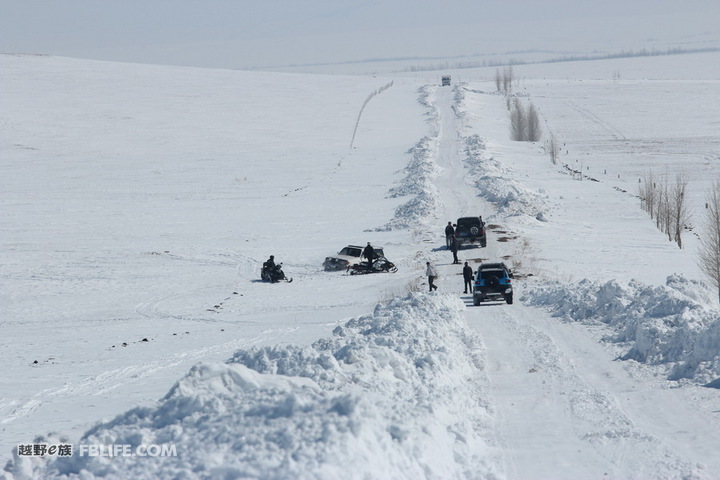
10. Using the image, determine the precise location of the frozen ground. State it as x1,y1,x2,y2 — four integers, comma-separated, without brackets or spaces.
1,51,720,479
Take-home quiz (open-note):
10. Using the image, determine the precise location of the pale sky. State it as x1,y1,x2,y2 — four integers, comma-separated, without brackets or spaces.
1,0,718,70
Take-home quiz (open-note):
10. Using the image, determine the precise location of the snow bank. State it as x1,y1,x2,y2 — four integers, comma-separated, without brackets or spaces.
453,85,547,220
377,83,547,233
7,294,499,480
462,134,547,219
523,275,720,387
378,86,442,233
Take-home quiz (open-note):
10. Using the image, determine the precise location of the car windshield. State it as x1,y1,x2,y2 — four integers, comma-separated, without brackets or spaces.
479,270,505,280
457,218,479,227
339,247,362,257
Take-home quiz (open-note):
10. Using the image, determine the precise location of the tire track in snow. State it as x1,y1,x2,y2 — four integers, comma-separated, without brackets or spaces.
467,300,703,479
0,329,298,426
568,100,627,141
436,84,703,478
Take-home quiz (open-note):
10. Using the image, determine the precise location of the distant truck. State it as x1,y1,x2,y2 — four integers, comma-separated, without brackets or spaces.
441,75,451,86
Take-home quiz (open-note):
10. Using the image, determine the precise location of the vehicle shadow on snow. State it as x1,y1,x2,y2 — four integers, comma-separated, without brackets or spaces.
460,295,506,308
430,245,483,253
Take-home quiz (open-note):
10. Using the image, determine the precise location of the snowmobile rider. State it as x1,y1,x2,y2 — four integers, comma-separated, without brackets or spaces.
266,255,276,269
362,243,376,271
262,255,276,279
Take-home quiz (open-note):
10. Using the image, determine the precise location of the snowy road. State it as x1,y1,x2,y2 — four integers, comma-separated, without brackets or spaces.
429,85,720,479
468,302,720,479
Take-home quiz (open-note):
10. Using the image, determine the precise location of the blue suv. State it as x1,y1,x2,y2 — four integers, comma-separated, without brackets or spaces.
473,262,513,305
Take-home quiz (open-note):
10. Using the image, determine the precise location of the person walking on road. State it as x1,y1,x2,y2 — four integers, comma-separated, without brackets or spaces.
426,261,438,291
463,261,474,294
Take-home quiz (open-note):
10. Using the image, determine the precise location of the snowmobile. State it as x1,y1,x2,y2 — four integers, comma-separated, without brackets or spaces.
348,256,398,275
261,263,292,283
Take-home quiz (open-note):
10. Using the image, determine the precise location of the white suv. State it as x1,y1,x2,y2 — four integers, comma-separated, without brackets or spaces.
323,245,385,271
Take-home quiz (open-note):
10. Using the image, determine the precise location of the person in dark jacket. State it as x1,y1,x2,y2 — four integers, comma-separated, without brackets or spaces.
449,236,459,264
463,262,474,294
362,243,375,271
445,221,455,248
262,255,277,282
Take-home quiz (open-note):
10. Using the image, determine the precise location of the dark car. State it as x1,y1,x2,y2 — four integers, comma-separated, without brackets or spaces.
473,262,513,305
455,216,487,247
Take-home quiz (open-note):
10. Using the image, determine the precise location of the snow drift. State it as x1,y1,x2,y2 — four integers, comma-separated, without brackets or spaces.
379,86,442,233
462,134,547,219
5,294,500,480
452,84,548,221
523,275,720,387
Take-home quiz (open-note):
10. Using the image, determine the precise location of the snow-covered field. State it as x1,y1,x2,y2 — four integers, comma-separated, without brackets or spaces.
2,51,720,479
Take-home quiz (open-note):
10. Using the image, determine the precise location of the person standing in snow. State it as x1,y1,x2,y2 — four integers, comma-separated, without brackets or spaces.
362,242,375,271
445,221,455,248
463,261,474,294
449,235,459,264
426,261,438,291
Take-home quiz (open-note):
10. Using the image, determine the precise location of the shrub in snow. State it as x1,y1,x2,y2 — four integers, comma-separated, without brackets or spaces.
523,275,720,387
10,294,500,480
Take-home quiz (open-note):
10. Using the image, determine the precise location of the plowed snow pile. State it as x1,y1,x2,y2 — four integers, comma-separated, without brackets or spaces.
7,294,500,480
524,275,720,386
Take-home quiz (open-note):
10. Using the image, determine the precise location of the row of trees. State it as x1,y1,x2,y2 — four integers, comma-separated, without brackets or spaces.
495,67,543,143
509,98,542,142
637,172,720,301
638,170,690,248
699,180,720,302
495,66,516,94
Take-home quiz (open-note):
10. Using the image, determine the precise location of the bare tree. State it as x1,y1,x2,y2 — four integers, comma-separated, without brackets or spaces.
655,174,669,232
546,133,559,164
510,98,525,141
698,180,720,302
639,170,656,218
495,69,502,92
661,176,673,241
502,66,514,94
672,172,691,248
525,103,542,142
510,98,542,142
